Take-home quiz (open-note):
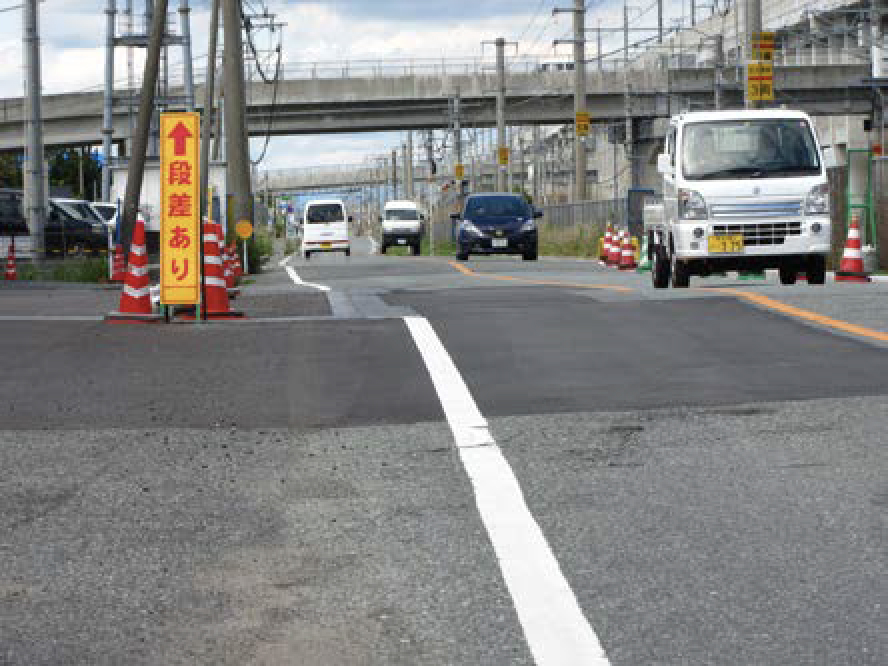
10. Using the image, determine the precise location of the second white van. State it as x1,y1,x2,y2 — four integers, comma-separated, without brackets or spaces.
301,199,351,260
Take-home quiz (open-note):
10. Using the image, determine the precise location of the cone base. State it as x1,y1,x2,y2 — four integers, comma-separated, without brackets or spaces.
177,311,246,320
618,264,637,271
835,273,870,283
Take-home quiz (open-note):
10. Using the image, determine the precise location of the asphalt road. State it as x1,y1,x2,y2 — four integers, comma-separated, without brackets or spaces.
1,238,886,665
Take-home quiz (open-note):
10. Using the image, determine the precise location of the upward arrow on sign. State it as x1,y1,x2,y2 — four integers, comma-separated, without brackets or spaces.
167,122,193,157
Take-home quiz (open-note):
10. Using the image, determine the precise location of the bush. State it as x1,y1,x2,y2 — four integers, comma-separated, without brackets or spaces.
538,223,601,258
284,239,300,256
17,258,109,283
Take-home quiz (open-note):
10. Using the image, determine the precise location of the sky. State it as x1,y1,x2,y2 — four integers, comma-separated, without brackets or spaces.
0,0,677,171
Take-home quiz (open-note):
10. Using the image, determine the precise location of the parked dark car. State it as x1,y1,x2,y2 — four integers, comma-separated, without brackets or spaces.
450,193,541,261
0,190,108,257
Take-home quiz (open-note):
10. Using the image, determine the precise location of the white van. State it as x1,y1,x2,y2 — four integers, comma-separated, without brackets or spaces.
380,200,424,255
301,199,351,260
650,109,831,287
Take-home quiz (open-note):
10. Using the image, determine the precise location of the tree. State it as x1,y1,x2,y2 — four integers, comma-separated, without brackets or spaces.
0,154,23,188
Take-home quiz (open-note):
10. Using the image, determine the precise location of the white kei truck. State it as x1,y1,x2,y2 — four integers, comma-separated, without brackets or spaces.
379,200,425,255
647,109,831,288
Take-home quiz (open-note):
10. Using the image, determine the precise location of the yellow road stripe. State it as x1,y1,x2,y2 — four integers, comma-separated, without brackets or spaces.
714,288,888,343
447,261,635,293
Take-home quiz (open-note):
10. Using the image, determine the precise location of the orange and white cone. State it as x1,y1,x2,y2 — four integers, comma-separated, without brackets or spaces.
619,234,638,270
232,246,244,278
206,222,243,318
110,243,126,282
607,230,623,266
601,226,612,262
4,236,17,281
835,213,871,283
107,216,163,321
219,232,240,298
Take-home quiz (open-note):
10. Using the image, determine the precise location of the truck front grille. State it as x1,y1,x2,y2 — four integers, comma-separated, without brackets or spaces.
712,221,802,246
710,200,803,218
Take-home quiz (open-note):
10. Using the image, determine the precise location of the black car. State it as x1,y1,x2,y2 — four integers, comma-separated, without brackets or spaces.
0,190,108,257
450,193,541,261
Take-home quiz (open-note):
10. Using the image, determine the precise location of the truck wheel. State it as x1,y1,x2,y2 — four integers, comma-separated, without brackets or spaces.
456,249,469,261
652,246,670,289
671,255,690,288
807,255,826,285
345,248,351,257
411,243,421,256
304,251,311,260
380,244,387,254
779,266,797,285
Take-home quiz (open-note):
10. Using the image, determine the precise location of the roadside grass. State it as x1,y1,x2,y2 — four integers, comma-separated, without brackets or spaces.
16,258,110,283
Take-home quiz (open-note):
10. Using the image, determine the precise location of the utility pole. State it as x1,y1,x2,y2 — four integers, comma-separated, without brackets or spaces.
495,37,507,192
745,0,762,108
658,0,663,43
554,0,587,202
405,131,415,199
531,125,541,204
179,0,194,111
120,0,168,256
23,0,46,259
101,0,116,202
223,0,254,234
391,148,398,199
714,34,724,110
451,91,466,209
199,0,220,221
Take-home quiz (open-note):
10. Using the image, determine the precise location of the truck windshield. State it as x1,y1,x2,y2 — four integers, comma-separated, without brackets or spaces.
306,204,344,223
386,209,418,220
682,119,820,180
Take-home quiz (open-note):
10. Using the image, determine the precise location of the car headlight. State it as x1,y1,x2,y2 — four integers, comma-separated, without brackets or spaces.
519,220,536,232
460,220,482,235
805,183,829,215
679,188,707,220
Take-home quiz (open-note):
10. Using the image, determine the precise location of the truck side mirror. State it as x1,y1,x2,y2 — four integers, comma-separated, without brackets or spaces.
657,153,673,175
533,210,543,219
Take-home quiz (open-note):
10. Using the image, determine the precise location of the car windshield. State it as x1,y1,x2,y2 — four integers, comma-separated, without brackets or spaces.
465,196,529,217
682,119,821,180
306,204,344,223
385,209,418,220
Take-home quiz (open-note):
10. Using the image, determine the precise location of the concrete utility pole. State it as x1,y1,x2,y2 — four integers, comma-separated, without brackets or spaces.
120,0,168,256
223,0,253,233
714,34,724,110
101,0,116,202
531,125,541,204
555,1,587,201
495,37,507,192
745,0,762,108
23,0,46,259
391,148,398,199
179,0,194,111
404,131,415,199
199,0,220,220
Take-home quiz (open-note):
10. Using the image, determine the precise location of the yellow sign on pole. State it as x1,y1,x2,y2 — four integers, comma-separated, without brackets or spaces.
575,111,590,137
750,31,776,62
235,220,253,239
497,146,509,166
159,112,201,305
747,62,774,101
454,163,465,180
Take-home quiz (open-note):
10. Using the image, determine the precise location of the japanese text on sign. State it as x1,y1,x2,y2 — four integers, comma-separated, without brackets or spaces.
747,62,774,101
159,112,201,305
575,111,590,137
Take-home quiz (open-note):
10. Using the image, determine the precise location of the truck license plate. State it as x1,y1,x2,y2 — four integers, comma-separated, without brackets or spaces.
321,242,332,248
708,234,744,253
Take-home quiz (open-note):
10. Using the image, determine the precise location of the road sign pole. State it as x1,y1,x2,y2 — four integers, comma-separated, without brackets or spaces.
242,238,248,274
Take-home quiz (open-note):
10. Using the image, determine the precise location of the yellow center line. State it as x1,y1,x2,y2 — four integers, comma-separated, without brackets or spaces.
712,288,888,343
446,260,635,293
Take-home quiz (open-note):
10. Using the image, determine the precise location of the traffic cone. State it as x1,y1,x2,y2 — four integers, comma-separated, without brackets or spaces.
220,232,240,298
835,213,871,283
601,225,612,261
177,220,245,320
106,216,163,322
636,234,652,273
607,230,623,266
110,243,126,282
232,245,244,278
619,234,637,270
4,236,17,280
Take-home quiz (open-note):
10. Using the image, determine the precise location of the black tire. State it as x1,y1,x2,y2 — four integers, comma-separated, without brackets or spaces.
345,248,351,257
652,245,670,289
456,249,470,261
304,251,311,260
380,244,387,255
779,266,797,285
411,244,421,256
522,249,538,261
671,254,690,288
807,255,826,285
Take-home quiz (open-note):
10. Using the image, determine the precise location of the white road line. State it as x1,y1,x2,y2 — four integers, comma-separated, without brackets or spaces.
285,265,331,293
403,316,609,666
278,254,293,267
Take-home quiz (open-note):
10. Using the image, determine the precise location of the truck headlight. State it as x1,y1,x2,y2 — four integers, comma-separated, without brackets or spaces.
520,220,536,232
805,183,829,215
679,188,707,220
